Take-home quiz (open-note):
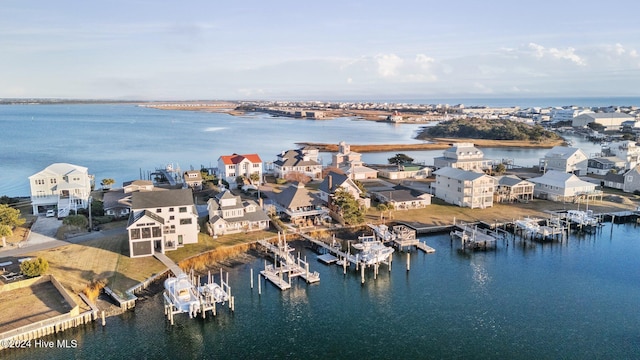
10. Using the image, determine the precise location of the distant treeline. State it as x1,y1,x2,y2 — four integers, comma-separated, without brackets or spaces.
418,118,562,141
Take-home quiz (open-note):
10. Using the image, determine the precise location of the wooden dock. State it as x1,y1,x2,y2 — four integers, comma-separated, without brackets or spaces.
257,235,320,291
450,223,497,250
368,223,436,254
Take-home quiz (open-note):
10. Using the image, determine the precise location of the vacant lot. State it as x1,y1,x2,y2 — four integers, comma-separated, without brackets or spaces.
0,282,71,332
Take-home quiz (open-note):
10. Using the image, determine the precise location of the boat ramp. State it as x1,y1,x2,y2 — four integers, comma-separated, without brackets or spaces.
257,233,320,291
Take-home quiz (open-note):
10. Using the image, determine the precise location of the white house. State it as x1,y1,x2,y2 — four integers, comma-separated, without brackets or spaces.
539,146,588,175
433,143,491,172
217,153,263,188
29,163,94,217
602,140,640,170
494,175,534,203
183,170,203,191
433,167,496,208
126,188,199,258
331,142,378,180
273,147,323,180
373,188,432,210
528,170,600,202
207,190,270,236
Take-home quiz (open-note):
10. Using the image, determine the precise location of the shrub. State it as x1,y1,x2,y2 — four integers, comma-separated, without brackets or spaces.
83,278,107,303
63,214,88,228
19,257,49,277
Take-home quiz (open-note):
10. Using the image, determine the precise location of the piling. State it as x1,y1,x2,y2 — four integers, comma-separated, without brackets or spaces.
258,274,262,295
101,311,105,326
406,252,410,271
250,268,254,289
361,265,365,284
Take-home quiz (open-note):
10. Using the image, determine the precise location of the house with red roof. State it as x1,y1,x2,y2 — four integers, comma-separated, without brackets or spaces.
217,153,263,188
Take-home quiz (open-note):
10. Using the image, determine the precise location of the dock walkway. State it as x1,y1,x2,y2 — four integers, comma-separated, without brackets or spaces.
153,252,184,277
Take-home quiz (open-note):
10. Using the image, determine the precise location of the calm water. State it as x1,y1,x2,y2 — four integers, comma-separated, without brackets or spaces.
0,103,604,197
2,103,639,359
4,223,640,359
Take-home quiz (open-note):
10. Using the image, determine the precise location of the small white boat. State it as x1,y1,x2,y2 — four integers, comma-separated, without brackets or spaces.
566,210,599,227
164,274,200,315
352,234,394,265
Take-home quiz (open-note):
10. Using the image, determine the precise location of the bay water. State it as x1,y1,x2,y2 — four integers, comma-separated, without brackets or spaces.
3,223,640,359
1,103,638,359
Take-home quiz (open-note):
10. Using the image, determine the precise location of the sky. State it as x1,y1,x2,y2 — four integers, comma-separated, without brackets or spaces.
2,0,640,101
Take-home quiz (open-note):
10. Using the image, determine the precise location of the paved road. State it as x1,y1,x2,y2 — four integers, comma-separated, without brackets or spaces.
0,216,126,260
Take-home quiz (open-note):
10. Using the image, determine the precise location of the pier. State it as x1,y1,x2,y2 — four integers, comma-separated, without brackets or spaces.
368,223,436,253
301,233,396,283
155,252,234,325
257,233,320,291
450,223,498,250
513,217,567,242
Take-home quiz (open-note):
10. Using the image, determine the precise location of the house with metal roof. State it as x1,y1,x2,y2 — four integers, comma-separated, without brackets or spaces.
539,146,588,175
273,147,323,180
28,163,94,217
602,140,640,170
587,156,626,176
528,170,601,202
433,167,496,208
493,175,534,203
217,153,263,188
433,143,491,172
206,189,270,236
603,172,625,190
126,188,199,258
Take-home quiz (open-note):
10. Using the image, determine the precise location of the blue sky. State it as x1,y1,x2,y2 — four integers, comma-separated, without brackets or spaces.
2,0,640,100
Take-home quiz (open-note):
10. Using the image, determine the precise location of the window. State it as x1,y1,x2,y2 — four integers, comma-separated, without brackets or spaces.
141,228,151,238
152,227,161,237
253,163,260,168
178,235,183,245
156,208,162,213
169,207,174,212
180,218,192,225
169,216,175,220
130,229,140,239
179,207,187,213
50,178,57,184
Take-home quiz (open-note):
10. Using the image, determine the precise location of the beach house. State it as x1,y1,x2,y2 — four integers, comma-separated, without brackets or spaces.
433,167,496,208
528,170,600,202
273,147,323,180
206,189,270,236
433,143,491,172
268,182,328,225
330,141,378,180
28,163,94,217
493,175,535,203
217,153,263,188
126,188,199,258
539,146,588,175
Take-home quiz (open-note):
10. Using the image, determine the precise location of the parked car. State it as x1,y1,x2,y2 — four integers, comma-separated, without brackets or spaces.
46,209,56,217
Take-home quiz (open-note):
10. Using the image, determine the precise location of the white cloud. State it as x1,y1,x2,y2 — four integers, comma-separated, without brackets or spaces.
528,42,586,66
375,53,403,77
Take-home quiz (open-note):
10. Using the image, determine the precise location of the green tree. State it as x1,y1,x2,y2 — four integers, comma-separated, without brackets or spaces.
0,204,25,228
494,163,506,175
63,215,88,228
388,153,414,165
0,224,11,248
333,188,364,225
249,172,261,184
100,178,115,190
19,257,49,278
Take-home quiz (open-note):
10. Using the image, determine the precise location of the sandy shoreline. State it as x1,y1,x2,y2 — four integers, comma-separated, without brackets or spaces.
298,137,566,153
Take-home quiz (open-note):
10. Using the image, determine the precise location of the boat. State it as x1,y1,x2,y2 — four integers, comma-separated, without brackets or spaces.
352,234,394,265
198,282,229,304
566,210,599,227
164,274,200,315
367,224,396,242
